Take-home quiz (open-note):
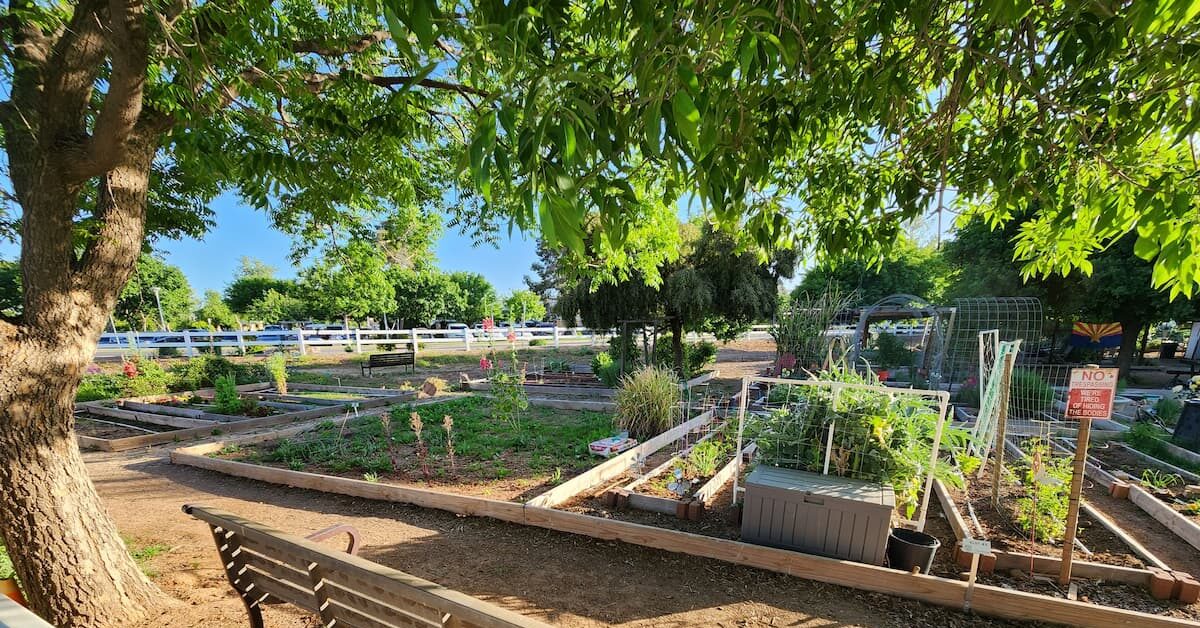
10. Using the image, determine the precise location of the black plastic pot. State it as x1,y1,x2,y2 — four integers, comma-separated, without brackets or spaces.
886,528,940,574
1162,341,1180,359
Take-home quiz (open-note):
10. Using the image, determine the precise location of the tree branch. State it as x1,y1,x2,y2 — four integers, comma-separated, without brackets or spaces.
303,70,489,97
292,30,391,55
64,0,151,183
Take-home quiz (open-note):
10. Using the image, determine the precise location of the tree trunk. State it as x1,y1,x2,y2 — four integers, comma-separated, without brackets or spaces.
0,337,161,627
670,317,685,376
1117,319,1143,379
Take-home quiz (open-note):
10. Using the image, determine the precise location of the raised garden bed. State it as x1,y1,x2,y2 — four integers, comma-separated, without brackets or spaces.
76,383,413,452
170,409,1200,628
208,396,615,502
604,422,755,520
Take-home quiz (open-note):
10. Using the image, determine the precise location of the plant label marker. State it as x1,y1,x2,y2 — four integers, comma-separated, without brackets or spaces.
961,537,990,611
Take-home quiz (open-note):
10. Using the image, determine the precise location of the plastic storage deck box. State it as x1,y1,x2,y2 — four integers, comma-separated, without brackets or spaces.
741,466,895,565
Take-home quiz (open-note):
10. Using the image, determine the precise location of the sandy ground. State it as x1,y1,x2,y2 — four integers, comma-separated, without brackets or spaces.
82,340,1027,627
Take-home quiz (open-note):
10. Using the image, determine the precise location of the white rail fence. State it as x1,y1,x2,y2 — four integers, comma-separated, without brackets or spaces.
95,325,776,357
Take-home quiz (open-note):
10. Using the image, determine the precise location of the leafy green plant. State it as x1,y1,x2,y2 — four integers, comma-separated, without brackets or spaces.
1155,396,1184,426
615,365,681,439
168,355,267,391
591,351,622,387
1125,423,1200,474
213,374,245,415
1014,439,1073,543
685,438,730,478
544,358,572,373
873,332,914,369
753,365,970,518
77,375,125,402
265,353,288,394
363,472,380,483
1141,468,1183,491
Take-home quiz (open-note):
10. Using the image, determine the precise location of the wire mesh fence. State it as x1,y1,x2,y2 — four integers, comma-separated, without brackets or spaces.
735,375,952,530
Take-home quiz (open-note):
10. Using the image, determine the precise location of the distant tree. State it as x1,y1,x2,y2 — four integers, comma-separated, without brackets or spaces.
115,255,194,330
524,242,565,302
0,260,21,320
447,272,497,324
302,241,395,325
375,209,442,271
246,290,310,324
390,269,463,328
224,277,300,313
503,290,547,323
561,222,794,372
194,290,238,329
236,257,277,280
796,237,947,306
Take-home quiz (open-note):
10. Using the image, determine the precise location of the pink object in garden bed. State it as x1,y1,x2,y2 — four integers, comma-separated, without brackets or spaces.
589,434,637,458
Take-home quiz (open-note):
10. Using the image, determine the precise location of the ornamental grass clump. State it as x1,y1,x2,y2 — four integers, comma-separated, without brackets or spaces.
615,365,681,439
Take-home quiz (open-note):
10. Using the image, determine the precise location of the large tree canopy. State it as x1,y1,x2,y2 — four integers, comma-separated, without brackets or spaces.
1,2,1199,626
796,236,947,306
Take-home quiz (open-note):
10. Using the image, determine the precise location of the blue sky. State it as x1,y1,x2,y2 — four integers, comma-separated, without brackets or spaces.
156,192,539,297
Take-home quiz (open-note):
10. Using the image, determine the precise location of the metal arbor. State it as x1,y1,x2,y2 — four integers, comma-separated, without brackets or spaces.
848,294,952,385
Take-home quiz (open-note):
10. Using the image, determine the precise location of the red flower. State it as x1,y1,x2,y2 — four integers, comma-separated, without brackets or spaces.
482,317,495,332
480,357,493,370
506,330,517,343
122,361,139,378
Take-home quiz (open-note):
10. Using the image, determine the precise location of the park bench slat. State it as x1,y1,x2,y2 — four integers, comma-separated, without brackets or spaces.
186,504,549,628
362,351,416,376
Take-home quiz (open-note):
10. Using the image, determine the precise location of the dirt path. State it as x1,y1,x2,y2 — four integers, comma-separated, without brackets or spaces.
85,446,1029,628
1084,483,1200,576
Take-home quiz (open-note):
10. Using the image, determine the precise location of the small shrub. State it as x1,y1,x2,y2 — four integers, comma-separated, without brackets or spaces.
410,412,431,479
77,375,124,401
265,353,288,394
1141,468,1182,491
120,358,172,397
169,355,266,391
591,351,621,387
213,374,245,415
529,339,547,346
873,333,913,369
615,365,681,439
442,415,456,471
651,339,718,376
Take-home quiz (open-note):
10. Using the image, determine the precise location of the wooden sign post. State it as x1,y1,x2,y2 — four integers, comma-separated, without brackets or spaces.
1059,365,1118,586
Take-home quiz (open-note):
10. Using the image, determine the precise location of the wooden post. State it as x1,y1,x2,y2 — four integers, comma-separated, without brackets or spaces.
464,327,471,351
354,328,363,353
297,328,307,356
410,328,419,354
990,350,1017,505
236,329,247,356
553,325,560,348
1060,415,1092,586
183,329,195,357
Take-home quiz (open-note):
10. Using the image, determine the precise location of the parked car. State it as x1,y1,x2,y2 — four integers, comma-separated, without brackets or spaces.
255,325,297,343
97,335,132,347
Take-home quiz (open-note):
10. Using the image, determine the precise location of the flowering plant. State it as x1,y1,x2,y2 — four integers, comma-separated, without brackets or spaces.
479,356,493,371
122,361,139,378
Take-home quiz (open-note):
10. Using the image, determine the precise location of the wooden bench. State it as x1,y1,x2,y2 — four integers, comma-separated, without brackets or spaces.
185,504,549,628
362,351,415,376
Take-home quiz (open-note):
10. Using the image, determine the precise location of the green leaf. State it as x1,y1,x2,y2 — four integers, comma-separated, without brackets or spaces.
643,102,663,156
409,0,437,48
671,91,701,153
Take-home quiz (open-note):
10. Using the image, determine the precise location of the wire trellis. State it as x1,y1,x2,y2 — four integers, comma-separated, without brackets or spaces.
734,376,952,531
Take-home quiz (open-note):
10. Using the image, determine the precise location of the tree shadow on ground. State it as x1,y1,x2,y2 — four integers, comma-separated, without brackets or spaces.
115,454,1021,628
